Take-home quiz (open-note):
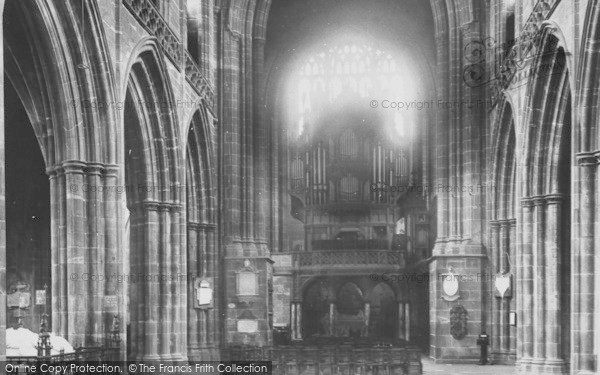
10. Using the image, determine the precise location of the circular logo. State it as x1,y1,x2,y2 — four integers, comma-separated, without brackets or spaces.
464,41,486,63
463,64,487,88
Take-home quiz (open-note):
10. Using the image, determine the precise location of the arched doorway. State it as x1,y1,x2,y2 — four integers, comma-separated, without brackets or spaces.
369,283,397,340
302,280,331,338
335,282,365,338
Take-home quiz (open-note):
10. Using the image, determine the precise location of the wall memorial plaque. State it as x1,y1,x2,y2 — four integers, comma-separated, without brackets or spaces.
194,278,214,308
237,271,258,296
35,290,47,305
237,319,258,333
450,305,468,340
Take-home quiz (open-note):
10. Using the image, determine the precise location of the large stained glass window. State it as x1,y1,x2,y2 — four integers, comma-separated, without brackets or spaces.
288,44,414,140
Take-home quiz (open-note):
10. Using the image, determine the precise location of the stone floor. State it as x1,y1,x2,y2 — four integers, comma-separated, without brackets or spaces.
422,356,516,375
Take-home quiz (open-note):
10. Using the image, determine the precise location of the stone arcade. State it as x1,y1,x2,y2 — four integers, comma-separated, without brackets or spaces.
1,0,600,374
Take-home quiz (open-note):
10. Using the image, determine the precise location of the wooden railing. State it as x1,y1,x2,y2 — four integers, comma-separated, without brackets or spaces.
7,346,122,375
6,315,122,374
222,344,423,375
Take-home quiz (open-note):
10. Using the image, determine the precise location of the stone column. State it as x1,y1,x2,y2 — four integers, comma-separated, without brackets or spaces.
575,153,596,373
398,302,405,340
142,202,160,360
490,221,501,353
518,198,534,364
544,194,564,372
197,227,208,353
329,302,335,336
205,226,217,350
296,303,302,340
290,301,303,340
532,197,546,365
0,13,6,358
499,220,510,353
508,219,517,355
405,304,410,341
187,223,200,358
159,205,171,358
128,201,185,361
290,303,297,339
44,162,122,348
364,302,370,337
220,14,272,347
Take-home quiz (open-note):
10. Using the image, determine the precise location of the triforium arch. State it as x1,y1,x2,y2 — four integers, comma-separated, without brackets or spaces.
185,108,219,360
2,0,119,349
489,98,517,363
518,26,571,374
123,40,186,361
573,1,600,373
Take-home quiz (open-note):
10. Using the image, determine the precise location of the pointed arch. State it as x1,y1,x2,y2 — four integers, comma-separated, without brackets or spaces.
577,0,600,152
3,0,117,166
491,99,517,221
124,40,186,361
3,0,120,348
489,97,517,359
521,30,571,198
517,25,571,373
124,39,183,205
185,108,218,359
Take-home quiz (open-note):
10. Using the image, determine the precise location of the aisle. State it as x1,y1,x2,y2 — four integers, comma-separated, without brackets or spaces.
422,356,516,375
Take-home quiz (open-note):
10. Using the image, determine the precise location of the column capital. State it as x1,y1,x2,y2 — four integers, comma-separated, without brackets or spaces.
576,151,600,166
134,200,161,211
521,197,535,208
544,194,563,205
46,161,120,177
489,220,502,228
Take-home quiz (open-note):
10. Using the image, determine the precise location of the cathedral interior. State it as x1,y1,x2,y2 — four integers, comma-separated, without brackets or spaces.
1,0,600,374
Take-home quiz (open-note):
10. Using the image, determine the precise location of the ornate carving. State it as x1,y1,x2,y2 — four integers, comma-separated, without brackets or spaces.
491,0,561,105
292,250,403,267
122,0,214,107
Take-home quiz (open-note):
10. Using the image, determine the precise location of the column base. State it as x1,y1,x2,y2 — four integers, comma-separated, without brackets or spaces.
492,350,516,365
189,346,220,361
517,358,567,374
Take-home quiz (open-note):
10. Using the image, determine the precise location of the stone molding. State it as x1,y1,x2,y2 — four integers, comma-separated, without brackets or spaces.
491,0,561,102
122,0,215,107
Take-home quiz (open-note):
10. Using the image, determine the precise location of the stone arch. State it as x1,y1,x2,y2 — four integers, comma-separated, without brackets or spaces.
521,31,571,198
491,99,517,222
301,278,335,337
369,282,398,340
578,0,600,151
124,41,182,205
489,98,517,361
517,26,571,373
3,0,117,165
185,109,218,360
2,0,120,349
123,41,185,361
